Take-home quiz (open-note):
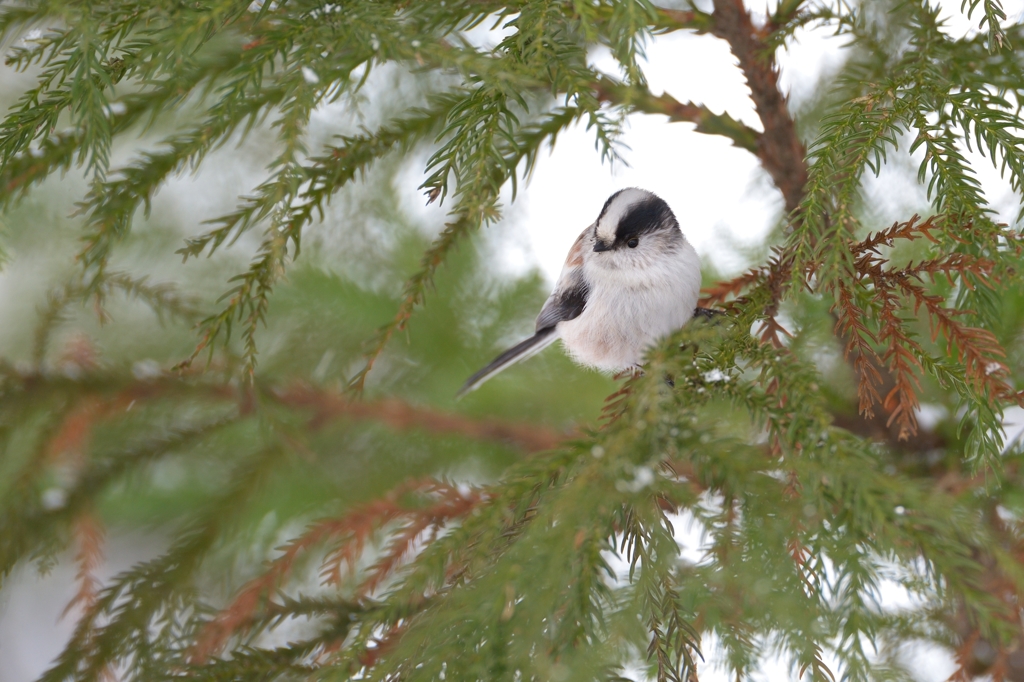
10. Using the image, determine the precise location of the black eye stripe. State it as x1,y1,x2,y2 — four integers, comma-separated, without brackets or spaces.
614,196,677,244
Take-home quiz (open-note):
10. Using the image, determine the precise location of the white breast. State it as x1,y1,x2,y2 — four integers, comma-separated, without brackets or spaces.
557,240,701,371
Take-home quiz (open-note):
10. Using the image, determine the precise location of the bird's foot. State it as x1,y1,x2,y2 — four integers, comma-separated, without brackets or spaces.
693,306,725,320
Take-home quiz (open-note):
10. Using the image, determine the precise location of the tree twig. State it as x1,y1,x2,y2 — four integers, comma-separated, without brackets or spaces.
593,79,760,153
270,383,567,453
710,0,808,214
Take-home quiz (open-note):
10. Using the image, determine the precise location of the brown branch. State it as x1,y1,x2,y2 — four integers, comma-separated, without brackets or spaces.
852,214,940,255
833,283,884,418
835,217,943,447
593,79,760,153
4,364,565,455
191,480,420,662
356,486,481,597
758,316,792,348
903,253,997,284
698,267,764,309
270,383,566,453
709,0,807,214
874,284,924,440
653,8,715,35
897,278,1021,407
688,0,807,348
600,0,807,210
946,511,1024,682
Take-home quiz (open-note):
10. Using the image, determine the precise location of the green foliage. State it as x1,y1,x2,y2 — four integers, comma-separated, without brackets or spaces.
0,0,1023,681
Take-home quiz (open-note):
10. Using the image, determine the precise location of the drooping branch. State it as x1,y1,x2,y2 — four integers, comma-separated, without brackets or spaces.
191,478,482,663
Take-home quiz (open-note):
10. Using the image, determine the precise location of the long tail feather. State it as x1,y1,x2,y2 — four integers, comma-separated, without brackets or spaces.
457,328,559,398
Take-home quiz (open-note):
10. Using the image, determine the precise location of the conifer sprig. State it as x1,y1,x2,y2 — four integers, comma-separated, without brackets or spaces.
962,0,1008,50
33,271,201,367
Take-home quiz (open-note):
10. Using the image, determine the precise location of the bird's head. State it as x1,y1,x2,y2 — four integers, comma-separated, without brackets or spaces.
589,188,684,274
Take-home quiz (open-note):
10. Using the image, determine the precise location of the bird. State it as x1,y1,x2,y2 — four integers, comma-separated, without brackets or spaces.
458,188,703,397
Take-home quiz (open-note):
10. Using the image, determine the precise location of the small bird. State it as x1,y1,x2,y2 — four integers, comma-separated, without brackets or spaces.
458,188,702,397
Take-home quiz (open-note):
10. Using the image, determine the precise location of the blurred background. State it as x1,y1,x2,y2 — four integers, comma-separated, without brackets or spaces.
1,1,1023,680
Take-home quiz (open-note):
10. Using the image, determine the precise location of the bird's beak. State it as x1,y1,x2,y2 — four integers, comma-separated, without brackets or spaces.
593,239,612,252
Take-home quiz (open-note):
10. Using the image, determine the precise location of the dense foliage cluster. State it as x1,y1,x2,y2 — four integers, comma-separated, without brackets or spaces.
1,0,1023,680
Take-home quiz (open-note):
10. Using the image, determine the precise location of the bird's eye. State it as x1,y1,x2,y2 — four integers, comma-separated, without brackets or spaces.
626,237,639,248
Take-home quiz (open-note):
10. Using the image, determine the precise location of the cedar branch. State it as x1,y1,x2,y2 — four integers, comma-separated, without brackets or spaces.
593,78,760,153
2,366,563,454
270,383,566,453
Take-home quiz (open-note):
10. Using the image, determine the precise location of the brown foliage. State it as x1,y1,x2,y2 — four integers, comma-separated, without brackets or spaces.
834,283,883,418
873,282,925,440
700,248,797,351
63,512,116,682
835,215,1024,439
62,512,106,620
698,267,764,310
191,479,484,663
701,212,1018,445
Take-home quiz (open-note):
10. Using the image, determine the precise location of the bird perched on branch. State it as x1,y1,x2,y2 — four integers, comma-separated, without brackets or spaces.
459,188,703,397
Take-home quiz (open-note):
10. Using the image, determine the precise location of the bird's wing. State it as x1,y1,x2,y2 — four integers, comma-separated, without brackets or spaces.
535,225,591,332
457,225,593,398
